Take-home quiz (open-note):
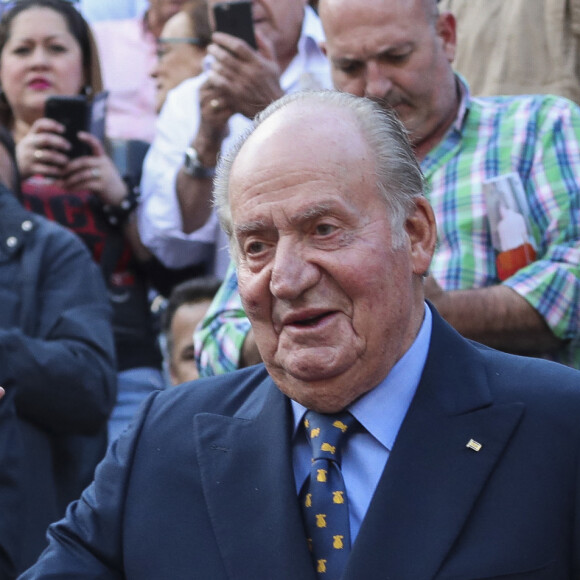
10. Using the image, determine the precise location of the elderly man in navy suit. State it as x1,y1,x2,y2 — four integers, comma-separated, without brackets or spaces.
22,90,580,580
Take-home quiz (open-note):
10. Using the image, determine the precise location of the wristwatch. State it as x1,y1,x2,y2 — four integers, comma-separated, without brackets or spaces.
183,147,216,179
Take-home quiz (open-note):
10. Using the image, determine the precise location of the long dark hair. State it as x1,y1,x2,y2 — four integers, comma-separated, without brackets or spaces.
0,124,22,197
0,0,103,127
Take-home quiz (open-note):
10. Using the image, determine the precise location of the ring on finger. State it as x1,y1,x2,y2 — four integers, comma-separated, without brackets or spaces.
91,168,100,179
210,98,220,110
34,149,43,160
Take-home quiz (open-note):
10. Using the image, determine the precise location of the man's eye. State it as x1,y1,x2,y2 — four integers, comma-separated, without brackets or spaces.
387,52,410,64
245,240,266,255
315,223,336,236
336,61,362,75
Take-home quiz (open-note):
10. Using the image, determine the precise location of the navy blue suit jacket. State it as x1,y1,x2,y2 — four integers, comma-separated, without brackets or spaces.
21,308,580,579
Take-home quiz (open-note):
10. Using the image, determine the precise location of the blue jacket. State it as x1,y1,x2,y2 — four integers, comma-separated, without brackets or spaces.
0,185,116,578
20,307,580,579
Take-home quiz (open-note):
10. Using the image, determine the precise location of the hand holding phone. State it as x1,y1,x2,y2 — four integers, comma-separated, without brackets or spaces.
213,1,257,49
44,95,91,159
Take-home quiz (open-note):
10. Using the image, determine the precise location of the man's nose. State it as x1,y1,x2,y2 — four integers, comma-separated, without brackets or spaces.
364,61,393,99
270,239,319,300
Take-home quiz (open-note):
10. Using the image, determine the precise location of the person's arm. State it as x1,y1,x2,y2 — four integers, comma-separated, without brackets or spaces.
176,30,284,234
194,261,261,376
174,81,229,234
427,97,580,359
425,279,563,354
7,223,116,434
138,77,217,269
18,392,161,579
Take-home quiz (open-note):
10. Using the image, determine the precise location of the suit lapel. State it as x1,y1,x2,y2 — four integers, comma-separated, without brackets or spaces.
194,377,316,580
345,312,525,580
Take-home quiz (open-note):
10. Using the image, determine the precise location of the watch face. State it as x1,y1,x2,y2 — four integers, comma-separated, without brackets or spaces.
186,147,200,168
184,148,216,179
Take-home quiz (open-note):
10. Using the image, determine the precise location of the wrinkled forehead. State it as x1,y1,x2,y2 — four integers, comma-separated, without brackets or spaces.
227,103,380,229
232,101,369,181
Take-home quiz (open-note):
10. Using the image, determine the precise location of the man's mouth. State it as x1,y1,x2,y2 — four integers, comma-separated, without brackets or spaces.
286,311,336,328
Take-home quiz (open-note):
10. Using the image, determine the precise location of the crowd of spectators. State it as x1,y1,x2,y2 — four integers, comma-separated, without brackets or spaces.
0,0,578,577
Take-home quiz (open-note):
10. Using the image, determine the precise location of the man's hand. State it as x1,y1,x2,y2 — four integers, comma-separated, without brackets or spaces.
177,30,285,235
205,30,284,119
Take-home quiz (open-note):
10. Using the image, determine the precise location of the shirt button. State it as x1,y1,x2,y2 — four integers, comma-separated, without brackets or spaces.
6,236,17,248
21,220,33,232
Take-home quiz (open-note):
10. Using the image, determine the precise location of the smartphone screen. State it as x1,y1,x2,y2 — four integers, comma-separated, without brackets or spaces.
44,95,91,159
213,1,257,49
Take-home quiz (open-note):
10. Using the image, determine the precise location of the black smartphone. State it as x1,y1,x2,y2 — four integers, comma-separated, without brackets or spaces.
44,95,91,159
213,1,257,49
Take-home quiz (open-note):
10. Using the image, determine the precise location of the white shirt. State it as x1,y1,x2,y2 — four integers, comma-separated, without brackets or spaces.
138,6,331,279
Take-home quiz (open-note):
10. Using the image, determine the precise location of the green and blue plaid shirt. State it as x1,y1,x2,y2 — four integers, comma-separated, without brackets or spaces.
195,78,580,373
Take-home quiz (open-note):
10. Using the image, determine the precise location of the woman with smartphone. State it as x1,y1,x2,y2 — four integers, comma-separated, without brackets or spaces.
0,0,167,444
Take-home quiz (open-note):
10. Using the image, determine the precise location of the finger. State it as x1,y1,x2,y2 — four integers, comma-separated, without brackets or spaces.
61,166,101,191
32,147,69,169
33,161,65,178
76,131,104,156
206,47,243,87
33,132,71,154
32,117,66,135
210,32,257,59
206,68,236,93
199,80,227,102
199,83,231,116
64,154,100,176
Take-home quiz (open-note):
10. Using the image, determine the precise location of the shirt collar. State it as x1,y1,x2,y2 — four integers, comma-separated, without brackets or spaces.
298,5,327,49
421,74,470,175
453,73,471,133
281,6,330,91
292,302,432,451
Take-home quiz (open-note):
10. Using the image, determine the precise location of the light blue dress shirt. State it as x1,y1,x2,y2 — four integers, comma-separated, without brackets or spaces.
292,303,432,544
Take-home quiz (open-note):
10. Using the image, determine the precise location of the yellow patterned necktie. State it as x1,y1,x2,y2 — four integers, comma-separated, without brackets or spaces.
300,410,357,579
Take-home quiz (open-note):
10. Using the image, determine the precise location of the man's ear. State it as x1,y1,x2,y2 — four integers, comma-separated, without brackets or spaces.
436,11,457,63
405,196,437,276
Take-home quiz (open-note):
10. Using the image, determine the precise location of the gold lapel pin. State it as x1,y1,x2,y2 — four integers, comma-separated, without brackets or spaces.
466,439,482,452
